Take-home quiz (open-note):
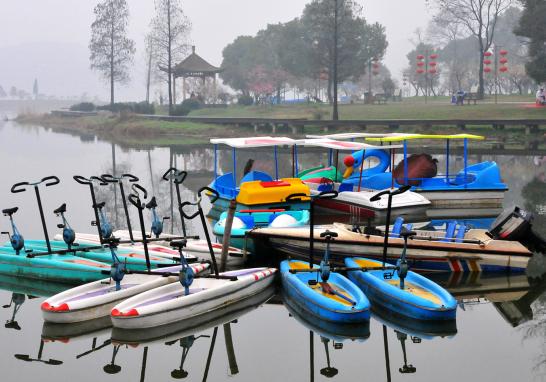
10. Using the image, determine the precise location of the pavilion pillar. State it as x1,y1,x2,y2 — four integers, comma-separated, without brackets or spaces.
182,77,186,101
213,74,217,102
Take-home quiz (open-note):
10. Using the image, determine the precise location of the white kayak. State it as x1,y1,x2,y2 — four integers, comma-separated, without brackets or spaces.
41,263,210,324
113,230,246,262
111,267,277,329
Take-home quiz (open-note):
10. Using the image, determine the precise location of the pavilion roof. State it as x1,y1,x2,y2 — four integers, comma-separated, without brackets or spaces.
173,46,222,77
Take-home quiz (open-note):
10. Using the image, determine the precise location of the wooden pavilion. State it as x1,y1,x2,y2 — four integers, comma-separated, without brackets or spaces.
171,46,222,102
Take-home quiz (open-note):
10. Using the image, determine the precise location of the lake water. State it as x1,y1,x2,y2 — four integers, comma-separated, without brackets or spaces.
1,113,546,381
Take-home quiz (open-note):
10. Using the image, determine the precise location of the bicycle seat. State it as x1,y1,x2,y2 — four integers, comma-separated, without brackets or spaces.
145,197,158,209
94,202,106,209
170,239,188,249
400,229,417,240
2,207,18,216
53,203,67,215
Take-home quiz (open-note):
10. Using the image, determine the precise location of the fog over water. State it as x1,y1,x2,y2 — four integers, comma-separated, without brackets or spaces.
0,0,429,100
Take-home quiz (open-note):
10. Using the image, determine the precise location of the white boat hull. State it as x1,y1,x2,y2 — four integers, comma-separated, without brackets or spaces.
111,268,276,329
41,263,209,324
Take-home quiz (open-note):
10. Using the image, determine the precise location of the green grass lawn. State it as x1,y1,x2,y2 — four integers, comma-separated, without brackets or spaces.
184,95,546,120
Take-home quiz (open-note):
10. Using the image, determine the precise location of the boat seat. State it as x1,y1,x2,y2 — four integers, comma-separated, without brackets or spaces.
390,217,404,237
145,196,158,209
2,207,18,216
318,182,335,192
94,202,106,210
53,203,67,215
338,182,354,192
454,224,466,243
440,221,458,242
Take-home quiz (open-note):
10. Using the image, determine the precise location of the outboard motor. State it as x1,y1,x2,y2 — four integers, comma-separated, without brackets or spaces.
489,206,546,253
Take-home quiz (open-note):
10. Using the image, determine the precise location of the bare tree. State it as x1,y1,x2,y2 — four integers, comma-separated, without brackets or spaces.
150,0,191,115
89,0,135,107
144,34,155,103
428,0,513,97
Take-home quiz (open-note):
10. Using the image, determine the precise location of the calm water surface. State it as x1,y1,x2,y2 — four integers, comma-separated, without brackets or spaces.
1,115,546,381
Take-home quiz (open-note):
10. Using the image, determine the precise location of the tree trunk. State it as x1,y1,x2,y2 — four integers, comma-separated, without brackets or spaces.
327,75,333,104
478,42,485,98
167,0,173,115
146,40,152,103
110,10,115,107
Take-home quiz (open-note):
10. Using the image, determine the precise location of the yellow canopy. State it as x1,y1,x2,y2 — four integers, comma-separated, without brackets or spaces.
366,133,485,143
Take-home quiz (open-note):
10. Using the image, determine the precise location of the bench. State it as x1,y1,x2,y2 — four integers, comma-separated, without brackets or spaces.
373,94,388,105
465,93,481,105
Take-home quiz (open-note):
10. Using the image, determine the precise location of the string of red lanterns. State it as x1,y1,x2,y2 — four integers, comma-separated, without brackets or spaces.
483,48,508,73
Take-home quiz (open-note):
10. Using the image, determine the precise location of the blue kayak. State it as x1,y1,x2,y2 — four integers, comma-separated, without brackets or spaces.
345,257,457,321
281,260,370,323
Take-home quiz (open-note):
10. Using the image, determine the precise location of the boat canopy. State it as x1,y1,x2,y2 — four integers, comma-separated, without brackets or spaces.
297,138,402,151
210,136,297,148
366,133,485,143
306,133,407,140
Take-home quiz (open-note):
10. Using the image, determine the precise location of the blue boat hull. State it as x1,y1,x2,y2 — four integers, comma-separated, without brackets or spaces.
345,258,457,321
280,260,370,323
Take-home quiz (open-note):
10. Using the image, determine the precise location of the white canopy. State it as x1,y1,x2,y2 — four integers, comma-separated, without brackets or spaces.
210,136,297,148
306,133,407,140
297,138,402,151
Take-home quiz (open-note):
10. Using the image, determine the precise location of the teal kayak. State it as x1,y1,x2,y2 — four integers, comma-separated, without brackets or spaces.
0,247,110,284
13,240,178,271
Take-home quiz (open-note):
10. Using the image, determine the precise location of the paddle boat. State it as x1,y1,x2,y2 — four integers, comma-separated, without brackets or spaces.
340,134,508,207
345,231,457,321
110,267,276,329
296,138,430,220
213,209,310,251
41,253,209,324
111,186,278,329
208,137,311,219
281,229,370,323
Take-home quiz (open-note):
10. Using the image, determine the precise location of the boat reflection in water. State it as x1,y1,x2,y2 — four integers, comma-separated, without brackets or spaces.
429,271,546,327
282,292,370,381
0,274,69,331
108,285,275,381
373,306,457,381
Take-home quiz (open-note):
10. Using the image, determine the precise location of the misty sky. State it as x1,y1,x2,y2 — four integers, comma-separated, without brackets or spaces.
0,0,430,101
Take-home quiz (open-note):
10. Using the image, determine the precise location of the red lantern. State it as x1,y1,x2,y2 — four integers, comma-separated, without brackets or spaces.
416,69,425,74
484,59,492,65
430,53,439,59
499,66,508,73
428,68,437,74
484,51,493,57
416,61,425,67
429,61,437,67
372,63,380,69
499,57,508,64
499,49,508,56
484,67,492,73
416,54,425,60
